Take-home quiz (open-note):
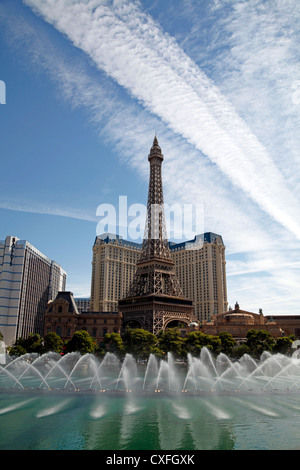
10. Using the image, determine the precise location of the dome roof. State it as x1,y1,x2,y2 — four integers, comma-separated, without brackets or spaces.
225,313,253,318
224,313,254,324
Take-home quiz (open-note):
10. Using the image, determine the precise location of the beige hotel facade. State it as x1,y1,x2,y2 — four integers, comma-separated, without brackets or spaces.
90,232,228,323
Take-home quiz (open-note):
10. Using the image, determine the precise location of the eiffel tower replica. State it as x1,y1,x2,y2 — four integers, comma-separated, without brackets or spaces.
119,137,194,335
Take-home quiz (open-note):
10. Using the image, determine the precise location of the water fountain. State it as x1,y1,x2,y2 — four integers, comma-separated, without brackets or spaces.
1,348,300,450
1,347,300,393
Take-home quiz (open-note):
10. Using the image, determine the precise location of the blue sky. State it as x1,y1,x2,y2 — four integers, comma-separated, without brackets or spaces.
0,0,300,315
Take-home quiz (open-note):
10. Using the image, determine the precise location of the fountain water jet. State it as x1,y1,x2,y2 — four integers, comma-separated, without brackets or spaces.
0,366,24,389
143,354,158,391
42,357,77,390
115,354,137,391
1,348,300,395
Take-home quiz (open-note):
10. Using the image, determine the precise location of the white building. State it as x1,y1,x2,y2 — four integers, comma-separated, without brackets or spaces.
0,236,66,345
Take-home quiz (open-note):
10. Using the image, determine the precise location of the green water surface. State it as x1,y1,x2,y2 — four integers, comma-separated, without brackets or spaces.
0,391,300,450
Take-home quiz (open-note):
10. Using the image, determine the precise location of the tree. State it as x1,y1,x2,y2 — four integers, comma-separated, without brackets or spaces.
148,346,165,359
41,332,64,354
203,334,221,354
218,331,237,356
8,344,27,357
8,334,43,356
184,331,209,356
123,328,157,360
184,331,221,356
65,330,96,354
232,343,251,359
13,334,43,354
273,336,294,355
157,328,184,358
104,332,124,356
246,329,275,358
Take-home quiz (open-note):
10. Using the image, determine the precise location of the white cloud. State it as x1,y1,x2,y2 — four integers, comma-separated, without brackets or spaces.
201,0,300,190
0,198,98,222
23,0,300,242
1,0,299,312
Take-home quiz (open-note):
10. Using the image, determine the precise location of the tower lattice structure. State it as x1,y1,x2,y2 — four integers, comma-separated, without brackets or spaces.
119,137,194,334
127,137,183,298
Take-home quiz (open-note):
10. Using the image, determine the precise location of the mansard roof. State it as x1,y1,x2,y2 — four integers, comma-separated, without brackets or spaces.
47,291,79,315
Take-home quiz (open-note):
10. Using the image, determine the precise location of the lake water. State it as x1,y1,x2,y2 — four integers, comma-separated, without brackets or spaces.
1,390,300,450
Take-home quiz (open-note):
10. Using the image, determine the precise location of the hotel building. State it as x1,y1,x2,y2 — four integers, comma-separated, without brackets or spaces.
74,297,90,313
90,232,227,323
0,235,66,345
169,233,227,322
90,233,141,313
